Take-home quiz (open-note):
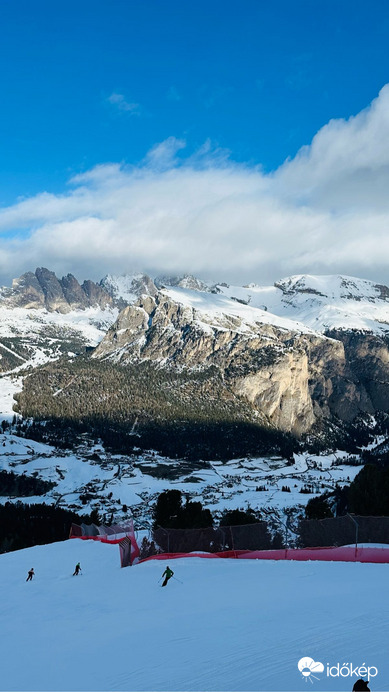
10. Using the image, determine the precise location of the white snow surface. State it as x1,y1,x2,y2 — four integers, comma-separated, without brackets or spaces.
162,287,317,336
0,538,387,691
101,273,144,303
0,305,118,343
0,431,360,523
215,274,389,335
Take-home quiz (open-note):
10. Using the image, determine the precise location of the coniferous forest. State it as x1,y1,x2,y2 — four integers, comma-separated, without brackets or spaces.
14,357,297,461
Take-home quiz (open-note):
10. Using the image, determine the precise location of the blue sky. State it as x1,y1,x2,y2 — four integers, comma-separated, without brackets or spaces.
0,0,389,283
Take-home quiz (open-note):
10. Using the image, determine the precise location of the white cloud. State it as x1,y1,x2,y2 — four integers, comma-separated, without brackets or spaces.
275,84,389,211
107,92,140,115
1,86,389,286
143,136,187,170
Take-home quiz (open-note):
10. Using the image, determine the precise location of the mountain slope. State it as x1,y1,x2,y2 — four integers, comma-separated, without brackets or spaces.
216,274,389,335
92,287,389,435
2,267,389,449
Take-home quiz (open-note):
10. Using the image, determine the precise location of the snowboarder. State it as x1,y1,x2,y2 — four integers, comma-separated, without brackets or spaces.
161,565,174,587
26,568,35,582
73,562,81,576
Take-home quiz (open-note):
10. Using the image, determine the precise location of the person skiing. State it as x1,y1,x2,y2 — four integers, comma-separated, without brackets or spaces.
73,562,81,576
161,565,174,587
26,568,35,582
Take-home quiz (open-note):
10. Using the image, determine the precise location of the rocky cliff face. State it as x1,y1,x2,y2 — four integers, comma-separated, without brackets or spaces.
0,268,113,312
92,290,388,436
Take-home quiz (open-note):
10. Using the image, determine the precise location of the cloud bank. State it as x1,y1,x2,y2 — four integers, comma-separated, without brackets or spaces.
1,86,389,285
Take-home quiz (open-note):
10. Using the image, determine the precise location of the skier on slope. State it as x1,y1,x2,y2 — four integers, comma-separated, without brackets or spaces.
161,565,174,587
73,562,81,576
26,568,35,582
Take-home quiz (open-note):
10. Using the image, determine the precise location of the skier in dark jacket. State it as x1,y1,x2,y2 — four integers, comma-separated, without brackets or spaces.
26,568,35,582
161,565,174,587
73,562,81,576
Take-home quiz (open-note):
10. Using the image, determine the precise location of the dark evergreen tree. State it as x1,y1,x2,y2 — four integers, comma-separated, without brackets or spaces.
220,508,258,526
0,502,93,553
153,490,183,528
348,464,389,516
153,490,213,529
305,496,334,520
179,499,213,529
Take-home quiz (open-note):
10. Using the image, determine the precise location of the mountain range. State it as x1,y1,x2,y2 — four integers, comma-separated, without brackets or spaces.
1,267,389,439
0,267,388,528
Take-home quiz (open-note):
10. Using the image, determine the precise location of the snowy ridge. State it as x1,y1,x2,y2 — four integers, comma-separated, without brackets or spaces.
104,271,389,335
101,272,157,305
162,286,319,336
101,273,145,303
215,274,389,334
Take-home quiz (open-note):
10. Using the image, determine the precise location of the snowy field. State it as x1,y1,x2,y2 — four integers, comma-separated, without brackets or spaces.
0,431,362,526
0,538,388,692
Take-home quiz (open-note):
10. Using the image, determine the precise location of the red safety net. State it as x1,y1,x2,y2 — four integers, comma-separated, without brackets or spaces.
140,545,389,565
70,520,140,566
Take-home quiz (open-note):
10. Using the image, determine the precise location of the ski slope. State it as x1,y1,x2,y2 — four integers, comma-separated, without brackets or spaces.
0,539,388,691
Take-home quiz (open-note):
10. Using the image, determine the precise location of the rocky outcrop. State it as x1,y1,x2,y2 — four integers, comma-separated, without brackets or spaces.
35,268,71,313
81,280,113,310
0,268,113,312
8,271,46,309
61,274,90,310
326,330,389,419
93,291,385,436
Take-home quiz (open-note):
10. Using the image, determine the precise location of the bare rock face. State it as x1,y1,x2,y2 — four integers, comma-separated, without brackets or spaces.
60,274,90,310
234,350,315,434
35,267,71,313
326,330,389,418
81,280,113,310
8,271,46,309
93,293,352,434
94,291,389,435
0,268,113,312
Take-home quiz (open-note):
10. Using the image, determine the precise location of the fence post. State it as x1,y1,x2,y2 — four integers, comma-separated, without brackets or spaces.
347,514,359,559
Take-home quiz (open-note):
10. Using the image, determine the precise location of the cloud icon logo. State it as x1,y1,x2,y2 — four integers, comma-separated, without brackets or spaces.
298,657,325,682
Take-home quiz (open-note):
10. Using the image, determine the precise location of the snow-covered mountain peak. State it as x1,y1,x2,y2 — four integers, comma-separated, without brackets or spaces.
100,273,157,305
214,274,389,335
275,274,389,302
161,285,316,336
155,274,215,292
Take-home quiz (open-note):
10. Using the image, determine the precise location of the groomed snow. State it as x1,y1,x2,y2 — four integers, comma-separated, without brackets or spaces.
0,538,387,691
